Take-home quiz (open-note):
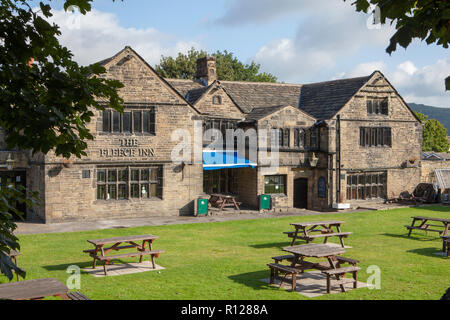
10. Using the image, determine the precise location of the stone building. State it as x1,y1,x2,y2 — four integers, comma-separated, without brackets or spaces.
0,47,423,223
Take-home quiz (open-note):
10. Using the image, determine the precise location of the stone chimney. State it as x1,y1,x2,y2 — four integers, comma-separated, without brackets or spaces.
196,56,217,86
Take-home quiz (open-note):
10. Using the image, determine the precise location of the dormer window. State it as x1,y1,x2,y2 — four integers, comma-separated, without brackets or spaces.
367,98,388,115
212,95,222,105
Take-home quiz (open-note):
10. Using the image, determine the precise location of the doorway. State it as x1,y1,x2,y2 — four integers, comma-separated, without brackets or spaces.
294,178,308,209
0,171,27,220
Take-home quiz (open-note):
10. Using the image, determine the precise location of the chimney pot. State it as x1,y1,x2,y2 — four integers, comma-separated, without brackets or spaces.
196,56,216,86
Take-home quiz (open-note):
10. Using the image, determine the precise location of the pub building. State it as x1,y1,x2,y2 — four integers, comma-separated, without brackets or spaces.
0,47,422,223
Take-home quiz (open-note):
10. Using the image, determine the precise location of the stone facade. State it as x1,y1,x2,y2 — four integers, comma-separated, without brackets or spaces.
0,47,424,222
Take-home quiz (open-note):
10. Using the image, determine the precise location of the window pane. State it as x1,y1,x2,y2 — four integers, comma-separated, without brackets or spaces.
97,170,106,182
283,129,289,147
123,112,132,133
97,185,106,200
352,175,357,185
347,187,351,200
381,99,388,115
118,184,127,200
112,111,120,132
118,169,128,182
365,186,371,199
149,109,155,134
108,185,116,200
102,110,111,132
133,111,142,132
367,100,373,114
150,184,157,197
143,111,150,133
131,184,139,198
150,168,158,181
108,170,117,182
141,184,149,198
141,169,149,181
131,169,139,181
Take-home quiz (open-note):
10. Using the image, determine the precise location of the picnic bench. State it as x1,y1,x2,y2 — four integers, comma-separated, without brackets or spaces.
83,234,164,275
209,193,241,211
268,243,360,293
0,278,70,300
284,220,352,247
442,235,450,257
6,249,21,281
405,216,450,237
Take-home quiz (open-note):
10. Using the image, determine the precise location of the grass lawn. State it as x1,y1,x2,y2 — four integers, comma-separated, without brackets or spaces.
2,205,449,300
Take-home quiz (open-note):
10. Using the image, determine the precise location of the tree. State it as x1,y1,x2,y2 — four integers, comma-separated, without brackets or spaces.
415,112,450,152
155,48,277,83
0,0,123,280
345,0,450,90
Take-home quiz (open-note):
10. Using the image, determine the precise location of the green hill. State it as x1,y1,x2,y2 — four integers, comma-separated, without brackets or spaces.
409,103,450,133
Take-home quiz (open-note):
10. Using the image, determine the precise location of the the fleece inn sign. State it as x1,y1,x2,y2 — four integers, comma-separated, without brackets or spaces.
100,139,155,158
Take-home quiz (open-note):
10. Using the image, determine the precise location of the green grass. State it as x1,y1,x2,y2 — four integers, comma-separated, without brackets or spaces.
2,205,449,300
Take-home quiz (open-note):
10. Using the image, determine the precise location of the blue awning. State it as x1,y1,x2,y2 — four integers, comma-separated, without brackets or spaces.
203,150,257,170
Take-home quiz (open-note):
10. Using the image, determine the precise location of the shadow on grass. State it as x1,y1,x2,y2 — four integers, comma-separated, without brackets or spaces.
407,247,448,258
43,261,101,272
249,241,305,249
228,270,277,291
382,233,439,242
411,205,450,214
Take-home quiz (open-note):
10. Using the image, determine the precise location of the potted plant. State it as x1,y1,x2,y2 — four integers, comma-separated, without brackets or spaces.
62,159,73,168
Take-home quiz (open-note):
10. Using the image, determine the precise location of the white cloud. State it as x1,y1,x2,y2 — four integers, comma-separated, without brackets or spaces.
252,0,395,82
43,8,202,66
338,57,450,107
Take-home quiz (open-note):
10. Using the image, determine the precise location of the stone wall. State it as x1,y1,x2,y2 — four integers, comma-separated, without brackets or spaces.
332,72,422,202
421,160,450,184
34,47,204,223
194,86,244,119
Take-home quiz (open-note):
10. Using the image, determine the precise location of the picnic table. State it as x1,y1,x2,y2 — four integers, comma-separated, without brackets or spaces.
442,235,450,257
0,278,69,300
7,249,21,281
405,216,450,237
83,234,164,275
284,220,352,247
268,243,359,293
209,193,241,211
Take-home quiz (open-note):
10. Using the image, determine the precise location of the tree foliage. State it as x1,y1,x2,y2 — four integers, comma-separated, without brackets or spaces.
0,0,123,280
346,0,450,90
155,48,277,83
415,111,450,152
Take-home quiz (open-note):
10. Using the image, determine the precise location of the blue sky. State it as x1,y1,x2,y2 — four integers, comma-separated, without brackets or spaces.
40,0,449,107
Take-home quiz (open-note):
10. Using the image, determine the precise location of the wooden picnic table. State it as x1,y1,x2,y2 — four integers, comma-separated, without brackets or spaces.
284,220,352,247
281,243,357,293
442,235,450,257
267,243,359,293
405,216,450,237
7,249,21,282
84,234,164,275
0,278,69,300
209,193,241,211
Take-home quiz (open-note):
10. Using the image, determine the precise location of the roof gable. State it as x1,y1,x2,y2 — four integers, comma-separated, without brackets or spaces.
245,105,316,122
98,47,199,113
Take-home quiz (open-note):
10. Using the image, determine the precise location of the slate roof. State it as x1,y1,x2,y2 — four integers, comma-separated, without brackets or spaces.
219,81,303,113
244,105,287,121
298,75,373,120
165,79,204,99
165,75,375,120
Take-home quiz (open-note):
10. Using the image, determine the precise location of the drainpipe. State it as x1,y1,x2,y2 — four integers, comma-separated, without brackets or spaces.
336,115,341,204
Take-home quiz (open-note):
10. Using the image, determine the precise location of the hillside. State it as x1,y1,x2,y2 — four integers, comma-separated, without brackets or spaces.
409,103,450,132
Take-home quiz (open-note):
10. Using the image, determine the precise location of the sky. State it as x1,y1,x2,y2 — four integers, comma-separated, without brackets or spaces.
36,0,449,107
